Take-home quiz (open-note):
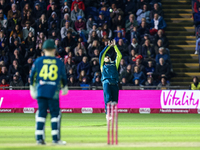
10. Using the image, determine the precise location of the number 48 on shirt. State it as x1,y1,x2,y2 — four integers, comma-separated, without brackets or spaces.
39,64,58,81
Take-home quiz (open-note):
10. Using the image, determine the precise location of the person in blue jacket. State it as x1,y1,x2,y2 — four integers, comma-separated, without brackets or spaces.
99,39,122,119
30,39,68,145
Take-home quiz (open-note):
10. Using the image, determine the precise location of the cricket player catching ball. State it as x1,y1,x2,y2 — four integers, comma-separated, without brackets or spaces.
99,39,122,120
30,39,68,145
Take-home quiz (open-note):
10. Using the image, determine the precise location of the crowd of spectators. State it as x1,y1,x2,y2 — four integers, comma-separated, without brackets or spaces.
0,0,172,89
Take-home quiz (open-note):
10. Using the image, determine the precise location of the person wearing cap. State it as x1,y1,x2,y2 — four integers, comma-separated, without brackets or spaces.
71,3,85,22
33,3,44,19
75,15,85,31
97,11,109,28
30,39,68,145
47,2,60,19
99,39,122,119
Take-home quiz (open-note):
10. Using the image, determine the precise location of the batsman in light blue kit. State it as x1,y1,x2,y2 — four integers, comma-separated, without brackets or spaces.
99,40,122,118
30,39,68,145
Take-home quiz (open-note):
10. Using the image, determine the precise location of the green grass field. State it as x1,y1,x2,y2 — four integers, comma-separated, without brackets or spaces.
0,113,200,150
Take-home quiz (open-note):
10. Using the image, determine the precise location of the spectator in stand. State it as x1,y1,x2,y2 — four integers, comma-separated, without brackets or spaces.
36,32,46,49
48,21,60,39
68,75,78,86
156,57,170,80
65,57,76,74
110,3,124,24
150,2,163,20
113,14,124,30
71,3,85,22
154,39,163,54
157,77,170,90
125,14,138,32
128,38,141,54
33,3,44,20
74,48,85,64
35,0,46,11
136,4,150,24
0,78,9,89
124,0,137,18
22,21,35,40
61,5,70,19
130,26,140,43
193,0,200,14
23,57,33,76
88,23,100,38
90,58,100,77
61,21,76,39
88,31,99,44
22,3,32,17
155,47,169,64
114,31,126,43
60,13,72,28
91,75,102,86
8,60,22,78
149,13,166,35
71,0,85,12
0,66,9,83
145,76,156,88
48,12,59,29
129,49,143,64
145,61,155,77
154,29,169,48
7,4,21,20
121,77,133,86
74,42,86,56
24,31,34,49
36,14,47,35
10,24,22,39
132,58,145,73
77,56,90,78
117,39,128,60
120,64,133,83
88,40,99,56
10,74,24,88
97,11,110,28
47,2,60,19
21,11,35,28
0,9,6,28
137,0,147,10
133,66,146,85
80,77,90,90
62,31,76,50
9,32,21,46
189,76,200,90
141,39,155,61
100,23,112,39
75,16,85,31
7,12,21,33
86,15,94,31
138,20,149,39
119,58,127,75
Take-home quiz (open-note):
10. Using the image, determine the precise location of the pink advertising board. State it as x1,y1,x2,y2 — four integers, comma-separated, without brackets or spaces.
0,90,199,113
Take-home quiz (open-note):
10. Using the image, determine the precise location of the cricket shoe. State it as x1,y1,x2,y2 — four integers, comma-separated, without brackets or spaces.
106,115,112,121
37,140,46,145
52,140,66,145
194,51,199,55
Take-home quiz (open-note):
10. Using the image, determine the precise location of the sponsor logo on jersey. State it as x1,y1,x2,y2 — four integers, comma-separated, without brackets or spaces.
81,108,93,113
23,108,35,113
139,108,150,114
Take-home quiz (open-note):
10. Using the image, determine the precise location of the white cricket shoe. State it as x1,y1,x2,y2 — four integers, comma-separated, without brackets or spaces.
52,140,66,145
194,51,199,55
106,115,112,121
